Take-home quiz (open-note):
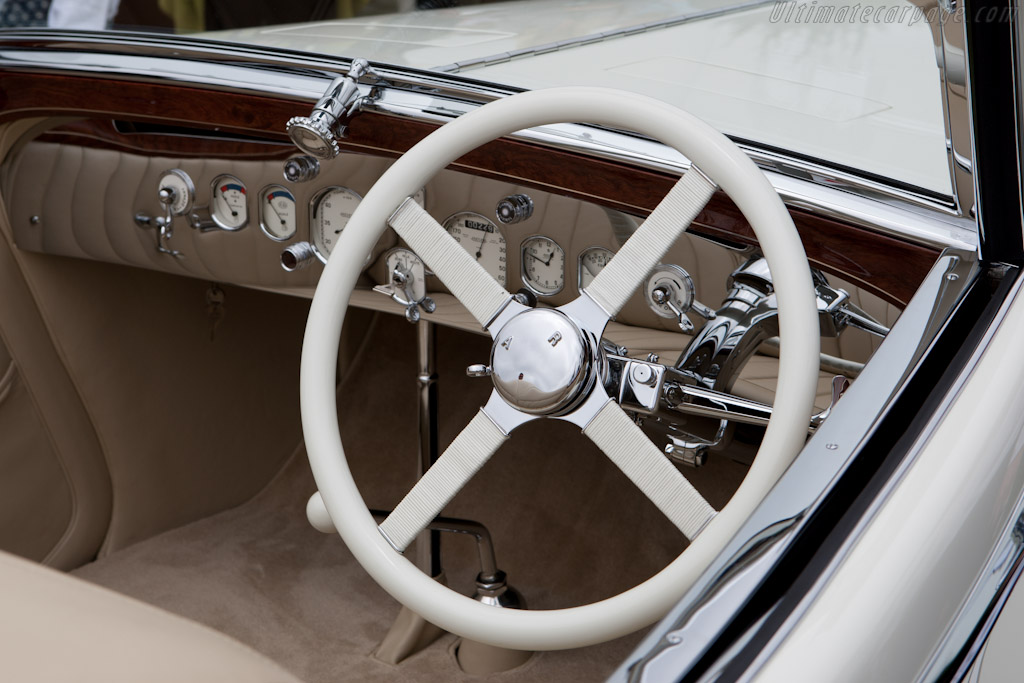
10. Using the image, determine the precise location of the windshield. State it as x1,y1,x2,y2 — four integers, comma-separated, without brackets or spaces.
0,0,951,196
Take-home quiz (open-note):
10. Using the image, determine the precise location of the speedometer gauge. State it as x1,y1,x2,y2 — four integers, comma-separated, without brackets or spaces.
310,186,362,263
258,185,296,241
210,175,248,231
442,212,506,286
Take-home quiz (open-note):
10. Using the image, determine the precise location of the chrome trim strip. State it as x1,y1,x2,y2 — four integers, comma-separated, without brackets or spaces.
616,249,980,682
431,0,776,73
0,41,977,252
935,7,975,217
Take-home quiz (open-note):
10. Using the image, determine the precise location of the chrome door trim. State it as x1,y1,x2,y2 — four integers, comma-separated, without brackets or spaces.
614,248,981,682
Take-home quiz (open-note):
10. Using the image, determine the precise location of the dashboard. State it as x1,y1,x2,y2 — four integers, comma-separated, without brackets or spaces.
5,140,757,338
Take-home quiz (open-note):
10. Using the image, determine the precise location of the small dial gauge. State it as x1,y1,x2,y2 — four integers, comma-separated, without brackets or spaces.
258,185,296,241
521,236,565,296
578,246,613,291
310,186,363,263
385,248,427,304
157,169,195,216
442,212,506,287
211,175,248,230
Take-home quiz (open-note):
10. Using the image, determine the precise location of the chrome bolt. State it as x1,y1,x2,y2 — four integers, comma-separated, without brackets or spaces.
631,364,655,386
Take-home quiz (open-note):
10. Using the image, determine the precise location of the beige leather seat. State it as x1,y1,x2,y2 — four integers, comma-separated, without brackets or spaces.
0,550,303,683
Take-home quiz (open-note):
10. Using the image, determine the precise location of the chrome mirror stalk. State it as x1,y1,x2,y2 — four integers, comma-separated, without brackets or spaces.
286,58,379,160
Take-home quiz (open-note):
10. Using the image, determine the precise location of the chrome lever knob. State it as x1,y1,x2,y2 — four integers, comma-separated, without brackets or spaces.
466,364,492,378
283,155,321,183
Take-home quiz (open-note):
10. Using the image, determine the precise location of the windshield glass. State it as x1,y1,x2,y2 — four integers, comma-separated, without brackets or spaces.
0,0,951,195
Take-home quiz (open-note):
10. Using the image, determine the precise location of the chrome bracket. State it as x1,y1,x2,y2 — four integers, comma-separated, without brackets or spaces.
134,202,183,259
608,354,665,415
815,280,890,338
372,262,436,323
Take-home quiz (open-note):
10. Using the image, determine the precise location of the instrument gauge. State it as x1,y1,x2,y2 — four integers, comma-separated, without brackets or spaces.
578,246,613,292
384,248,427,304
258,185,296,241
442,211,506,287
157,169,195,216
310,186,363,263
520,236,564,296
210,175,248,230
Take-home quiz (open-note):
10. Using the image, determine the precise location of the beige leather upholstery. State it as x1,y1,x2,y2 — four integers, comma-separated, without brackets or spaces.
0,123,318,556
0,549,302,683
0,121,112,569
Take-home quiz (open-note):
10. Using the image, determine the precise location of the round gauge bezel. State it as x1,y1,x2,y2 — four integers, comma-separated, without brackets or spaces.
644,263,696,319
209,174,249,232
309,185,364,264
158,169,195,217
384,247,428,304
441,210,507,287
258,184,297,242
577,245,614,293
520,234,565,297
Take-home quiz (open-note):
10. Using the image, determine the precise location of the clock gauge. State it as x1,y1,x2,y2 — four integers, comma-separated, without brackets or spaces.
520,235,565,296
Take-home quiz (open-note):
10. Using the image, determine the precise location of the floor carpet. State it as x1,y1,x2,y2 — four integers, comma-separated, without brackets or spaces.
74,314,747,681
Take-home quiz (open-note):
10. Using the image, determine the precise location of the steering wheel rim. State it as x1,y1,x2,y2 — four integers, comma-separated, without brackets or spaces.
301,87,820,651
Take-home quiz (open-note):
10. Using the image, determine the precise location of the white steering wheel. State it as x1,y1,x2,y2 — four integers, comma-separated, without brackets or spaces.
301,87,820,651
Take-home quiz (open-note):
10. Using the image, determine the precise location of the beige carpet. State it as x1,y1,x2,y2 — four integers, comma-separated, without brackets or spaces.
74,314,747,682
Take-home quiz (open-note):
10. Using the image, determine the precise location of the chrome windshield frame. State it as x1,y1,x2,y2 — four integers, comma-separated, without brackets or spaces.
0,30,977,254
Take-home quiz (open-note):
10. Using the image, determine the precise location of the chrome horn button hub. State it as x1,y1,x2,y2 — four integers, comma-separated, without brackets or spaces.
490,309,592,415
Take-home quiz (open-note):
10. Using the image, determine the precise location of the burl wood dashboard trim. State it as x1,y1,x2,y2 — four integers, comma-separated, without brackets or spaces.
0,72,936,306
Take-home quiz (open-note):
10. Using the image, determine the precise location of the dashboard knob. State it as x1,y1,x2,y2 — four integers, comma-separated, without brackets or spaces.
496,194,534,224
281,241,317,272
283,155,321,183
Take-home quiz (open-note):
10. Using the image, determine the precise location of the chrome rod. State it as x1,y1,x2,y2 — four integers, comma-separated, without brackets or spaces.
416,321,441,578
664,377,848,434
370,510,499,583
